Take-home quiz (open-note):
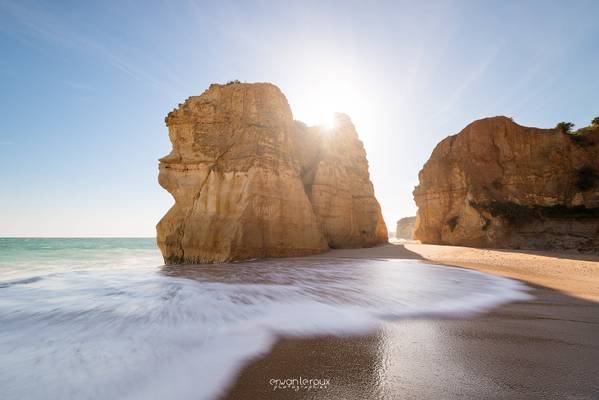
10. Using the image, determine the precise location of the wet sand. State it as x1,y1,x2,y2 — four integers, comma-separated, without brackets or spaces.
221,244,599,399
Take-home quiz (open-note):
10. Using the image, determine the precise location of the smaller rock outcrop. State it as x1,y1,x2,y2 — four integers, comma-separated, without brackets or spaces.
414,116,599,251
395,216,416,240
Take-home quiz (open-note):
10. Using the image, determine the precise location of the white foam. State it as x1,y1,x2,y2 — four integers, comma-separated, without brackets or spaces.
0,253,532,400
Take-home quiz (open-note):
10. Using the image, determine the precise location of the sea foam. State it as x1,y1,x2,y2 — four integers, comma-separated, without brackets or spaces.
0,239,531,400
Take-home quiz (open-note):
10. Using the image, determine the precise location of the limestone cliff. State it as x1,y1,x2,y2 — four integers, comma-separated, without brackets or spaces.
414,116,599,251
293,115,389,248
395,216,416,240
157,82,387,264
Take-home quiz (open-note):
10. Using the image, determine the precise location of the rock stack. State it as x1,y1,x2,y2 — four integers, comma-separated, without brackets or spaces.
157,82,387,264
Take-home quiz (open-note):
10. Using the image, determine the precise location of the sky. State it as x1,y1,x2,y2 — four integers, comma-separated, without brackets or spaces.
1,0,599,237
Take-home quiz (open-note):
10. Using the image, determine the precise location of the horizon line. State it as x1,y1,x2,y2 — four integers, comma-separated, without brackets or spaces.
0,236,157,239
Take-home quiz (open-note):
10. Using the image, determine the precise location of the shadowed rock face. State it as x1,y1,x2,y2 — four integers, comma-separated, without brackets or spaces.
157,83,387,264
414,116,599,251
293,116,389,248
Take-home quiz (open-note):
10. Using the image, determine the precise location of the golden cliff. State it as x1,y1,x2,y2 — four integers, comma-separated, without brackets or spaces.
414,116,599,251
157,82,387,264
395,216,416,240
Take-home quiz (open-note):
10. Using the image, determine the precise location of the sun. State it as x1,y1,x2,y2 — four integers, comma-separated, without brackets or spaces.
306,109,337,130
290,76,353,129
293,92,342,129
285,57,375,136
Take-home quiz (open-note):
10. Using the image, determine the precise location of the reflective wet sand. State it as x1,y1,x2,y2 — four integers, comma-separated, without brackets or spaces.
223,244,599,399
223,280,599,399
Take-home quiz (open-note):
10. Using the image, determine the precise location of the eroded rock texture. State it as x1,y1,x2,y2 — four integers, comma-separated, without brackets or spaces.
157,83,387,264
293,115,389,248
414,116,599,251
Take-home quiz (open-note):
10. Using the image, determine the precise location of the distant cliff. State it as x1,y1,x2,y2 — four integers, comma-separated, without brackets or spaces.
395,216,416,240
414,116,599,251
157,82,387,264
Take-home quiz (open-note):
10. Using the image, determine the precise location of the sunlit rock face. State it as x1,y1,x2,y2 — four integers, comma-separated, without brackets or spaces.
157,82,387,264
395,216,416,240
414,116,599,251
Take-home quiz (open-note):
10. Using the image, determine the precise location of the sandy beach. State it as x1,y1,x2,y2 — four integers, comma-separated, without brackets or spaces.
222,243,599,399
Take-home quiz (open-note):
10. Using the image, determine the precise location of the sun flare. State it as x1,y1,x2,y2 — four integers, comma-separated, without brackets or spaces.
285,60,379,142
288,67,368,131
293,86,346,129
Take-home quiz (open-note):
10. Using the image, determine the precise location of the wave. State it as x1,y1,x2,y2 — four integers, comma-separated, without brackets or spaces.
0,256,531,400
0,276,44,288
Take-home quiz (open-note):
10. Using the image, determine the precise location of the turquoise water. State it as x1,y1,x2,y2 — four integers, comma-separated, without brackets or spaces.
0,238,160,280
0,237,157,262
0,238,531,400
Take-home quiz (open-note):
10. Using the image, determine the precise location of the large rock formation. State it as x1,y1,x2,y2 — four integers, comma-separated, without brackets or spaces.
414,116,599,251
157,82,387,264
395,216,416,240
293,116,389,248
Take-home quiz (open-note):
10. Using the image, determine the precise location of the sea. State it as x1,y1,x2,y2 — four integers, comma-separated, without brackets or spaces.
0,238,531,400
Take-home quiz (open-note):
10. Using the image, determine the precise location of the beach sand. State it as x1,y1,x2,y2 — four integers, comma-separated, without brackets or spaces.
221,244,599,399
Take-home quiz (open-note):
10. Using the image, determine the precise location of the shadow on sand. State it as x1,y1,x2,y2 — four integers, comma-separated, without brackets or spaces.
219,244,599,399
489,246,599,263
220,281,599,399
160,244,599,399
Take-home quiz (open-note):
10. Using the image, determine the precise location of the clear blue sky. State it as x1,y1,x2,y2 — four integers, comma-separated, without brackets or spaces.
1,0,598,236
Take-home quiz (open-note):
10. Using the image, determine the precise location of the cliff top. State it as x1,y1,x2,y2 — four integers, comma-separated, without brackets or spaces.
165,82,291,126
455,115,555,136
165,82,358,132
